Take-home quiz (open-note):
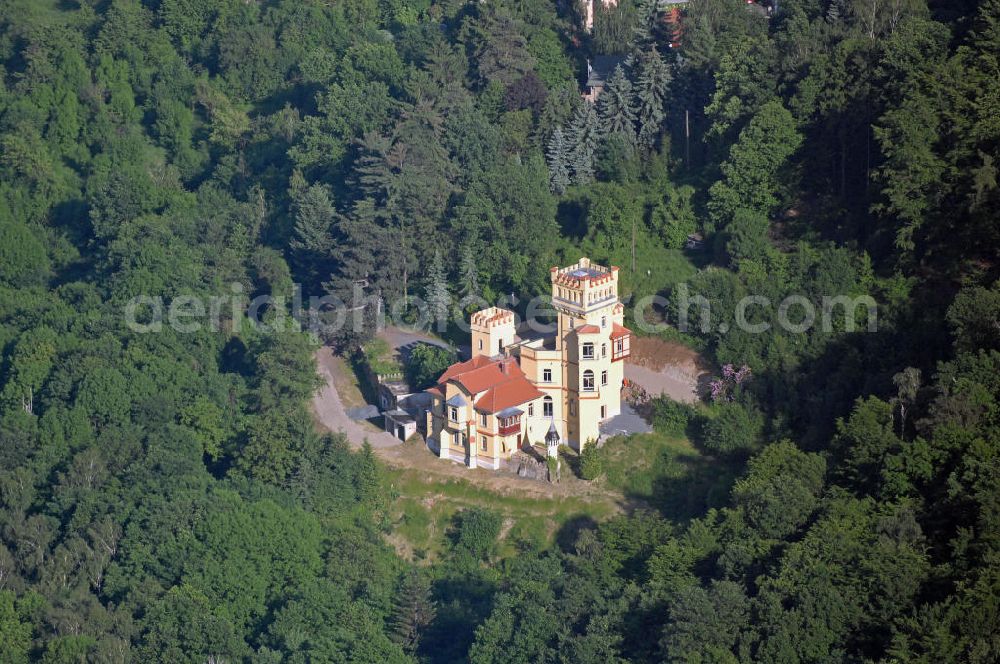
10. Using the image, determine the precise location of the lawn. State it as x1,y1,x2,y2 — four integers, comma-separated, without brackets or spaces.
385,463,620,563
596,431,739,521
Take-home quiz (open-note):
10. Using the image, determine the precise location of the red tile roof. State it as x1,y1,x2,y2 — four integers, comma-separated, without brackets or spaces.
576,324,601,334
475,377,544,414
454,363,509,394
430,354,540,412
436,355,494,385
611,323,631,339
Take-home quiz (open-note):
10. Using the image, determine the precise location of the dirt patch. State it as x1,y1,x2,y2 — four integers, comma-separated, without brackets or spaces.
624,337,711,404
629,337,708,373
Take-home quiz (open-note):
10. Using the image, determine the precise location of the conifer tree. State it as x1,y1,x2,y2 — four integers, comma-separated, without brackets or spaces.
289,181,335,290
631,0,661,56
596,65,637,145
424,249,451,332
459,244,481,303
567,102,600,185
635,47,671,151
389,570,437,654
546,127,571,194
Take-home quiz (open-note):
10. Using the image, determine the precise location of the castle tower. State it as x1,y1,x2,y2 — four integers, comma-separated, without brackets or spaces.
550,258,626,448
470,307,516,358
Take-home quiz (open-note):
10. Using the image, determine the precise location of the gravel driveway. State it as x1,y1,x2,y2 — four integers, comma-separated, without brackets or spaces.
312,347,402,449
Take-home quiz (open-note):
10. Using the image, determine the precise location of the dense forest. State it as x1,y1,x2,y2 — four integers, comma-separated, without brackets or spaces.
0,0,998,662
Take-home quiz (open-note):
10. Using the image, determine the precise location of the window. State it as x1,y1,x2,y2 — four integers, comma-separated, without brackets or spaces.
453,431,460,445
480,412,487,427
528,402,534,416
601,405,606,419
449,407,458,422
583,370,595,391
569,317,575,329
602,343,607,358
582,342,594,359
478,339,483,350
601,370,608,386
601,316,607,328
481,436,487,451
543,396,553,417
543,368,552,383
615,339,624,353
570,401,575,415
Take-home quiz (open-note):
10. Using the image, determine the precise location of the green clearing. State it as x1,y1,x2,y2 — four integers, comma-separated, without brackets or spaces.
596,431,739,521
386,465,619,562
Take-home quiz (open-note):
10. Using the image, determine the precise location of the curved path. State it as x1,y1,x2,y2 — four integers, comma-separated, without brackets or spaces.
312,346,402,449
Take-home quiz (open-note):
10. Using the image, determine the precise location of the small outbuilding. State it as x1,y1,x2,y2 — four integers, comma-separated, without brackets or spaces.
583,55,626,103
384,409,417,441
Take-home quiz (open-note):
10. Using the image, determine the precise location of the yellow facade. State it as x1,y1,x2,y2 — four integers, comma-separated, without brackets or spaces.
425,258,631,468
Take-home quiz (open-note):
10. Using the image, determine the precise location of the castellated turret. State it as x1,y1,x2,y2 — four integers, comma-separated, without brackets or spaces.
470,307,516,358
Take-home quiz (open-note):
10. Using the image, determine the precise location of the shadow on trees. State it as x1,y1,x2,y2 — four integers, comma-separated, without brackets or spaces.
554,513,600,553
422,573,496,664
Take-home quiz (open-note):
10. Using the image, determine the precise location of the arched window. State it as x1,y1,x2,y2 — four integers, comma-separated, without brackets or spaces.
583,370,595,391
543,395,554,417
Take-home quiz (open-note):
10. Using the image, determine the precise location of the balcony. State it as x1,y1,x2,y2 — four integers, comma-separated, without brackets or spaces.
498,418,521,436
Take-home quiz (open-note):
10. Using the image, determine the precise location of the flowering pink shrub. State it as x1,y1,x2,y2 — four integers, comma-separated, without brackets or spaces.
710,364,752,402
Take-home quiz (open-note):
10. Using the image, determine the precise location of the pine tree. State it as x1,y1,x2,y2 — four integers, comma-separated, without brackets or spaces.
289,181,335,290
459,244,481,303
354,442,381,506
424,249,451,332
546,127,571,194
826,0,845,23
631,0,660,56
567,102,600,185
635,47,671,151
388,570,437,654
596,65,637,145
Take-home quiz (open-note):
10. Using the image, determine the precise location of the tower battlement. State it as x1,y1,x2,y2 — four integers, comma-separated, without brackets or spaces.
470,307,515,329
471,307,516,358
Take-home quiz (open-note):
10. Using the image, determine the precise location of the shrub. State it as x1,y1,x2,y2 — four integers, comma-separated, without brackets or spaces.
453,508,502,561
580,441,604,480
650,397,694,436
406,343,456,390
700,402,763,456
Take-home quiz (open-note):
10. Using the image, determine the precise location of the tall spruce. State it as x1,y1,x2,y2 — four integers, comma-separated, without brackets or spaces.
596,65,637,145
567,102,600,185
546,127,571,194
424,249,451,332
289,180,335,291
635,47,671,151
459,244,481,305
388,570,437,654
631,0,661,56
